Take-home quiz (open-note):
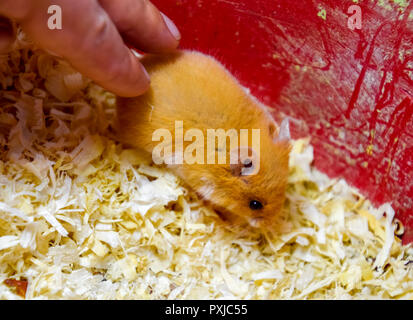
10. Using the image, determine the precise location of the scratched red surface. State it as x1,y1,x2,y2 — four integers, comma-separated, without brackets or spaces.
152,0,413,243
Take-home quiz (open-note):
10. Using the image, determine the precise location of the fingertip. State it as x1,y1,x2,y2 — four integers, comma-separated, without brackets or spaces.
126,66,151,97
160,12,181,42
109,55,151,97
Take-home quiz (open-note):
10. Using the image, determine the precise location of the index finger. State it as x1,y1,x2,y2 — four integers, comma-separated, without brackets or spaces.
99,0,181,53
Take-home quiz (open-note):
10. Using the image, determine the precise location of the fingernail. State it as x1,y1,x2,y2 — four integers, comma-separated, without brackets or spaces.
137,62,151,91
141,65,150,82
160,12,181,41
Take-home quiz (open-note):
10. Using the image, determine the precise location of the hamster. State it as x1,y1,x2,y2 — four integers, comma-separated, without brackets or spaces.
116,51,291,230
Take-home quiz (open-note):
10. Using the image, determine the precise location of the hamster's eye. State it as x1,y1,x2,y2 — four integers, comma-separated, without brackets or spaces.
249,200,263,210
243,158,253,168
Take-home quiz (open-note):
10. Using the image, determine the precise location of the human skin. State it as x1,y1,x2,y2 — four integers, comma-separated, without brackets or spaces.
0,0,181,97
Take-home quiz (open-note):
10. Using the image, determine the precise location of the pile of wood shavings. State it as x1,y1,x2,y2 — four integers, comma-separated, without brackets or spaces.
0,35,412,300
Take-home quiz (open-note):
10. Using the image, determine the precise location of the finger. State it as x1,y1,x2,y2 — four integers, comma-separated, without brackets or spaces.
0,17,15,53
20,0,150,97
98,0,180,53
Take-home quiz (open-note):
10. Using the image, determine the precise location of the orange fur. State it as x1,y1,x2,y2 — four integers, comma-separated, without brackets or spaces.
117,51,290,231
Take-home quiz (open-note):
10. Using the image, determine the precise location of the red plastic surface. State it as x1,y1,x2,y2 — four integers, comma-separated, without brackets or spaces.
152,0,413,243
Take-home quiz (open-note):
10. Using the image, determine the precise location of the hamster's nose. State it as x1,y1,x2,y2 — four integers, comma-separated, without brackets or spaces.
249,217,264,228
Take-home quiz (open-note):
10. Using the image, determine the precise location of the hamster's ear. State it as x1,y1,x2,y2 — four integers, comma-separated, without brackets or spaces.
274,117,291,143
229,146,260,176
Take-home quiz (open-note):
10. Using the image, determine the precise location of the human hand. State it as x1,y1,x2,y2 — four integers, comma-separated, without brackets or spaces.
0,0,181,97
